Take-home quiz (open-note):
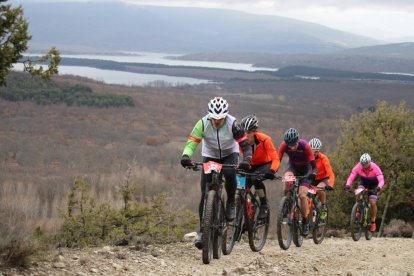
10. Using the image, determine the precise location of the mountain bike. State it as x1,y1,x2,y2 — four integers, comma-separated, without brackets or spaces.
276,175,308,250
348,187,373,241
224,171,277,253
190,161,237,264
307,185,333,244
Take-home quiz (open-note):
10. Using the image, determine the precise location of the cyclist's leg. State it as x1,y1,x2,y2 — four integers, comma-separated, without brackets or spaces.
316,178,329,205
296,165,311,219
368,187,379,229
251,163,271,205
222,153,239,219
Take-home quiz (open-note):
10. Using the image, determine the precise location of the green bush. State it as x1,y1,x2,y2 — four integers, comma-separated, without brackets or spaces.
58,180,198,247
0,72,134,108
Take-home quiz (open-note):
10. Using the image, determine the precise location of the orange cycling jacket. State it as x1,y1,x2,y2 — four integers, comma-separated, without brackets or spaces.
251,132,280,172
315,152,335,186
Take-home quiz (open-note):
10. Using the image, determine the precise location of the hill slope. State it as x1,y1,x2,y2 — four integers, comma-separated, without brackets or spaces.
20,2,379,54
337,42,414,59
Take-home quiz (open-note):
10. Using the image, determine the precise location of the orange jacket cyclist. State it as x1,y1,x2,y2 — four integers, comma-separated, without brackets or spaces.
309,138,335,220
278,128,317,236
180,97,252,249
241,115,280,219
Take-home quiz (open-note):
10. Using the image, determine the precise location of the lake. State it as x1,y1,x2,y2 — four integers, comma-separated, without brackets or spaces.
19,51,278,86
12,63,213,87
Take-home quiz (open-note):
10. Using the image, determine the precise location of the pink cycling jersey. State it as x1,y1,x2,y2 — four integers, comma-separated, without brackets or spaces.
345,162,384,189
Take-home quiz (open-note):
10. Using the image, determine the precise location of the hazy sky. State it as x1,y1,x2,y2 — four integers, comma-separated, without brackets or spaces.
17,0,414,41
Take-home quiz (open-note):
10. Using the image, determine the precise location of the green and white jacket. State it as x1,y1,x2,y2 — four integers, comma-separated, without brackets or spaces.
182,114,252,161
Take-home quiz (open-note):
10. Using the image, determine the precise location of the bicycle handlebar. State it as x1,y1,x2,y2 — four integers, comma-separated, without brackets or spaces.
186,162,238,172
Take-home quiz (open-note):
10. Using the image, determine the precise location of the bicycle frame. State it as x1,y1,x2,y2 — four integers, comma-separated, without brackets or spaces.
307,185,330,244
277,175,307,249
190,161,237,264
349,187,373,241
231,171,274,252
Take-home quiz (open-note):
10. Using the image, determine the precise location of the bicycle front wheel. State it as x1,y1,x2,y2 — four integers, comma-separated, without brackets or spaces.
292,205,303,247
350,203,362,242
246,194,269,252
276,196,293,250
311,205,327,245
213,196,224,259
364,206,373,240
202,190,216,264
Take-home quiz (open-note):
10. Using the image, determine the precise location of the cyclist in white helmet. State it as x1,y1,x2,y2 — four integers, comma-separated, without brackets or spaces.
344,153,384,232
180,97,252,249
308,138,335,220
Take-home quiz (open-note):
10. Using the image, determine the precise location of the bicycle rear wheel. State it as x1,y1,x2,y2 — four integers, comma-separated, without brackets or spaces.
246,194,269,252
350,203,362,242
202,190,216,264
223,191,242,255
312,205,327,244
292,205,303,247
276,196,293,250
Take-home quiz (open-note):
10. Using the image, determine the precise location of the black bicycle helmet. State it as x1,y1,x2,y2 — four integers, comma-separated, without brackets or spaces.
241,115,259,131
284,128,299,145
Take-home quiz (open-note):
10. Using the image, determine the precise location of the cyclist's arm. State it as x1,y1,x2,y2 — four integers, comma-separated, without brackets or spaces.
372,162,385,189
305,143,317,173
264,137,280,172
278,142,287,162
182,119,203,158
232,120,252,161
345,163,360,187
322,156,335,186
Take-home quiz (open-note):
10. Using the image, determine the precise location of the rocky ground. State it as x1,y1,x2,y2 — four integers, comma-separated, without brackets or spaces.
1,236,413,275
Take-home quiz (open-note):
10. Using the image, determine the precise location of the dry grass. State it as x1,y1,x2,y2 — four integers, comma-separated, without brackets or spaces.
1,73,414,264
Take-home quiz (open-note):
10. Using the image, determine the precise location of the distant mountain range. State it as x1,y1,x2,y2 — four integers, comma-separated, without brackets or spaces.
20,2,380,54
338,42,414,59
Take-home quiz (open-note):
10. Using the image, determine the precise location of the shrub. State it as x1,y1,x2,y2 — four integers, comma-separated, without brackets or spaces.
0,72,134,108
58,179,198,247
0,208,41,267
383,219,413,238
325,229,345,238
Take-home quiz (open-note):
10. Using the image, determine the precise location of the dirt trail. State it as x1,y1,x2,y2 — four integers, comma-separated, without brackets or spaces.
3,237,414,275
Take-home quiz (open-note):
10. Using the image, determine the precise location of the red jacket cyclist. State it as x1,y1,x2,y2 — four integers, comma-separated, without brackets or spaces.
241,115,280,219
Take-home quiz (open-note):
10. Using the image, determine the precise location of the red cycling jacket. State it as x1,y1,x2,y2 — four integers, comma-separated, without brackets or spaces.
315,152,335,186
250,132,280,172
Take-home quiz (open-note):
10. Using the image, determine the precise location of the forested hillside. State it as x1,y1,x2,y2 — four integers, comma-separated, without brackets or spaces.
1,72,413,266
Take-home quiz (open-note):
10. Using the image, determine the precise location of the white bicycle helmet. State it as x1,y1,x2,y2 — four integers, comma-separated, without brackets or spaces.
208,97,229,119
241,115,259,131
309,138,322,151
360,153,371,166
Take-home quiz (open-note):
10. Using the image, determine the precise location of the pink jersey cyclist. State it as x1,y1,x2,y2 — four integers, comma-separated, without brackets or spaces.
344,153,384,232
345,160,384,199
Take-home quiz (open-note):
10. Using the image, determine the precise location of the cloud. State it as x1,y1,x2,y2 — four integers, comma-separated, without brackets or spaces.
122,0,414,12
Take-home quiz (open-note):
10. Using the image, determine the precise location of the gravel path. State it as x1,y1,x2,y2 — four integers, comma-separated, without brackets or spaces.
3,237,413,275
